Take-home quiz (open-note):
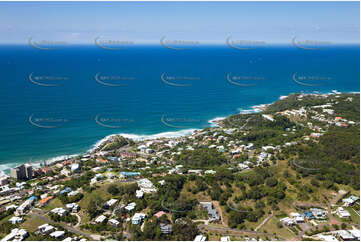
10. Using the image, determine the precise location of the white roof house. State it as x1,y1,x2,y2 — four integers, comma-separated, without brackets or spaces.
51,207,67,217
349,229,361,240
280,217,295,226
125,202,136,212
221,236,230,242
194,234,207,242
8,216,22,224
67,191,79,197
137,178,157,193
336,207,351,218
66,203,79,212
136,190,144,198
38,224,55,234
108,219,120,227
132,213,146,225
106,199,118,207
336,230,355,240
238,163,249,170
1,228,28,241
70,163,79,172
50,231,65,239
290,212,300,218
95,215,107,223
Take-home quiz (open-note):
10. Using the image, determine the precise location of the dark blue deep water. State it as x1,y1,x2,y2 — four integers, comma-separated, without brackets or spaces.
0,44,359,173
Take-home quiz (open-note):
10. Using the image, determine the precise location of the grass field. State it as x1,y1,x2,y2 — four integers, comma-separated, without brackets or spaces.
262,216,295,240
21,215,46,232
43,198,64,211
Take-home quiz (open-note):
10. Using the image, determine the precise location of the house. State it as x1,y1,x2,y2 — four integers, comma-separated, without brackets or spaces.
188,170,203,175
303,211,315,220
154,211,167,219
160,223,172,234
336,207,351,218
0,176,9,186
39,196,53,206
238,163,249,170
348,230,361,241
335,230,356,241
137,178,157,193
132,213,146,225
70,163,79,172
194,234,207,242
38,224,55,235
290,212,300,218
5,204,17,211
108,219,120,227
8,216,22,224
200,202,220,221
262,145,275,152
204,170,216,175
294,216,305,223
95,215,107,224
50,231,65,239
136,190,144,199
310,208,327,219
15,200,32,216
105,199,118,208
1,228,28,241
60,187,72,195
221,236,231,242
66,203,79,213
138,145,147,153
125,202,136,212
51,207,67,217
280,217,295,226
106,172,115,179
317,234,338,241
67,191,79,197
342,195,359,207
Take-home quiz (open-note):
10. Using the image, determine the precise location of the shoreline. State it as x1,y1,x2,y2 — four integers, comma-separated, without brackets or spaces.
0,89,359,176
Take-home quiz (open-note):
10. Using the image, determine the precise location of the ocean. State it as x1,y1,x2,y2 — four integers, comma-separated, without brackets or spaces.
0,44,359,174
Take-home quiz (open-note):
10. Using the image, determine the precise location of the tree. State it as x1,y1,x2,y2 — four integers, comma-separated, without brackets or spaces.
266,178,278,187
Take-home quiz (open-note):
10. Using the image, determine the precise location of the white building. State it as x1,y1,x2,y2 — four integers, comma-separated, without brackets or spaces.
194,234,207,242
1,228,28,241
137,178,157,193
336,207,351,218
105,199,118,208
280,217,295,226
132,213,146,225
70,163,79,172
221,236,230,242
50,231,65,239
95,215,107,223
108,219,120,227
136,190,144,199
15,200,32,216
38,224,55,235
66,203,79,213
8,216,22,224
51,207,67,217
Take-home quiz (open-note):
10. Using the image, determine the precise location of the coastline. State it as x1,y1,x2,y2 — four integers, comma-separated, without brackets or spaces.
0,89,359,176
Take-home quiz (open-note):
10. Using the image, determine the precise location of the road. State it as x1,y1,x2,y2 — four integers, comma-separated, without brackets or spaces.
255,212,273,232
198,224,282,240
30,209,102,240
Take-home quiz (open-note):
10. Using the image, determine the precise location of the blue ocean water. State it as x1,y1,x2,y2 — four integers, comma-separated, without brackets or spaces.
0,44,359,173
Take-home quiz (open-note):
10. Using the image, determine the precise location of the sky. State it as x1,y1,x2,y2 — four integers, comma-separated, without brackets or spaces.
0,1,359,45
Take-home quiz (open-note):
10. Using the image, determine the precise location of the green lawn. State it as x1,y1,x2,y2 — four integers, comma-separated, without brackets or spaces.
43,198,64,211
262,216,295,240
21,215,46,232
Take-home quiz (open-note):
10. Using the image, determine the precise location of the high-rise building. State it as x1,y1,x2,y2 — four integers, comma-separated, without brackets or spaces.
10,164,33,180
